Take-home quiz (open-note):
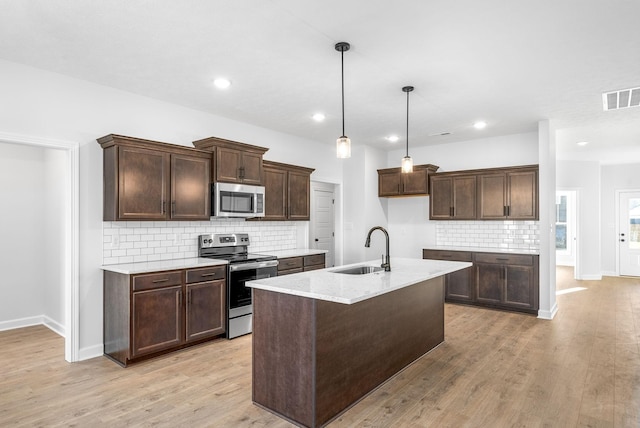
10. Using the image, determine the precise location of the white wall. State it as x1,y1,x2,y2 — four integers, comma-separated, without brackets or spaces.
43,148,67,332
0,142,66,331
386,132,539,259
601,163,640,275
0,59,346,358
556,160,601,279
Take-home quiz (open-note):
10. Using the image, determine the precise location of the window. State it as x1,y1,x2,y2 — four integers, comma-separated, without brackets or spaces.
556,194,568,251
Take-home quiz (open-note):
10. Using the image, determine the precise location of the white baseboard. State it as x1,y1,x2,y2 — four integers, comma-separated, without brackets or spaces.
79,344,104,361
576,274,602,280
601,271,618,277
537,302,558,320
0,315,66,338
0,315,46,332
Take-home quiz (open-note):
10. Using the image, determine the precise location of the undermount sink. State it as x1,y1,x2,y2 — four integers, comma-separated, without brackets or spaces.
331,265,384,275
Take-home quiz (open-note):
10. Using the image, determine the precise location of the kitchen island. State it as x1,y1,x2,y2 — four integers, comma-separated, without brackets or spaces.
247,257,471,428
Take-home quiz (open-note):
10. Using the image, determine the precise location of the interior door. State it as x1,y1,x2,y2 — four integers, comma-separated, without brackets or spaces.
311,185,335,267
619,191,640,276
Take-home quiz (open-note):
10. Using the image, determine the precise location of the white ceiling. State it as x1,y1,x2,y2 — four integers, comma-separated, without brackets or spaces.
1,0,639,163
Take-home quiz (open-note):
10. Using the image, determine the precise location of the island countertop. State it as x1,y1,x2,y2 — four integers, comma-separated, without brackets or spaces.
247,257,471,304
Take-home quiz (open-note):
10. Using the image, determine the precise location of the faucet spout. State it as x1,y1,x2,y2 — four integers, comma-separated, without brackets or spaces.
364,226,391,272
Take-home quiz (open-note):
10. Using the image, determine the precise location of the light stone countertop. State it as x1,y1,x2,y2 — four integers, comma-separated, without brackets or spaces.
423,246,540,255
247,257,471,305
266,249,328,258
100,257,228,275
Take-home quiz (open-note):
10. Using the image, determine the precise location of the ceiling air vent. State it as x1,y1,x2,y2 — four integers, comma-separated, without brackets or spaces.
603,87,640,111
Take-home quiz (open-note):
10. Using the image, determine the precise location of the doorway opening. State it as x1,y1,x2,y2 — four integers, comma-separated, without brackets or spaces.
0,132,79,362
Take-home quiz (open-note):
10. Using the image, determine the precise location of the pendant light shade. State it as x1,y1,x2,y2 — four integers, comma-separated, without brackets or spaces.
335,42,351,159
401,85,414,173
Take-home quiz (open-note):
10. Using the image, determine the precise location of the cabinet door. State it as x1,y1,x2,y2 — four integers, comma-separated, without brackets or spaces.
185,279,226,342
478,173,507,219
215,147,242,183
288,170,311,220
430,176,453,219
264,167,287,220
446,268,474,301
118,147,169,220
475,263,503,304
452,176,477,219
402,169,429,195
131,286,182,357
378,171,401,196
170,154,211,220
240,152,264,185
507,170,537,220
504,265,535,309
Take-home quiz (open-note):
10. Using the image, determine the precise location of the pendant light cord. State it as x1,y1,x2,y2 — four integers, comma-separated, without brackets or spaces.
405,89,410,157
341,49,345,137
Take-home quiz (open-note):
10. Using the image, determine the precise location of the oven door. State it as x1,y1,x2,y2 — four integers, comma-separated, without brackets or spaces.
227,260,277,339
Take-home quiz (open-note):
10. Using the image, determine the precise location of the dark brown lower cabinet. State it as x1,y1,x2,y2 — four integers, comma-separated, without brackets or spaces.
277,254,326,276
104,265,227,367
423,249,538,314
422,250,474,302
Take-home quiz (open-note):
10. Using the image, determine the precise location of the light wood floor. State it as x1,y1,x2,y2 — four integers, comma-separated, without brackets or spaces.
1,267,638,427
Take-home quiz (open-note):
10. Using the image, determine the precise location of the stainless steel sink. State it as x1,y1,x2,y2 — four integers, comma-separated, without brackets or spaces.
331,265,384,275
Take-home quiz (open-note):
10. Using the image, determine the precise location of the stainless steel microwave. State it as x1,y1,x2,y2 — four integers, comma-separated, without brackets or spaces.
212,182,265,218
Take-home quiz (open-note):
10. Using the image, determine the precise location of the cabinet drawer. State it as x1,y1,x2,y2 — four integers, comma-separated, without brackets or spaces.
186,265,227,284
278,267,304,276
303,264,324,272
132,271,183,292
473,253,534,266
278,257,303,271
304,254,325,267
422,250,472,262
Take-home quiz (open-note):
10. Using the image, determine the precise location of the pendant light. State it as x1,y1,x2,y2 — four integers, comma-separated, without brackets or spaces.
401,86,414,173
335,42,351,158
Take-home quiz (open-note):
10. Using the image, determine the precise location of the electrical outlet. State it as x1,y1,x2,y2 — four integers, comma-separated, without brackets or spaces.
111,231,120,249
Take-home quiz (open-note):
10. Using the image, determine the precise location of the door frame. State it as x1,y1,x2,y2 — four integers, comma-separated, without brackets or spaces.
555,188,579,278
615,189,640,276
0,131,79,362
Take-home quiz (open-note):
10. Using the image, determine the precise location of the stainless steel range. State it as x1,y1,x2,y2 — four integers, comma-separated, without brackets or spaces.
198,233,278,339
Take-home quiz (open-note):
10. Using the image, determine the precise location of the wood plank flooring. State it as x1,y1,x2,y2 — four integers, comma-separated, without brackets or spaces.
1,267,638,427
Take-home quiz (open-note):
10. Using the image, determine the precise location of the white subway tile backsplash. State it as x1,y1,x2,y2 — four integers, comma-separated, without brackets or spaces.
435,220,539,251
103,219,300,265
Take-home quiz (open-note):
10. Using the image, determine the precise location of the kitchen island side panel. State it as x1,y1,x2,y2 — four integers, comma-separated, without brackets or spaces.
314,276,445,426
252,289,315,427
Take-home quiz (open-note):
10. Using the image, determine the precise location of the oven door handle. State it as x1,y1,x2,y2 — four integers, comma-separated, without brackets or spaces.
229,260,279,272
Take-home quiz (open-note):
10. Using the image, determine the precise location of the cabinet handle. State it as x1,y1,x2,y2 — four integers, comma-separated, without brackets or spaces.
239,166,245,179
187,290,191,305
162,201,166,214
171,201,176,216
507,205,511,216
200,273,218,278
503,206,507,216
152,278,169,283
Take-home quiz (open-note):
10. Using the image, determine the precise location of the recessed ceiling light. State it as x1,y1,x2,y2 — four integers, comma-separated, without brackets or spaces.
576,141,589,146
386,135,400,143
312,113,326,122
473,121,487,130
213,78,231,89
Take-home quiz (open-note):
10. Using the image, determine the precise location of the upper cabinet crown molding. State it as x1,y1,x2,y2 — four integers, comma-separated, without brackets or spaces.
193,136,269,186
378,164,439,197
429,164,538,221
98,134,211,222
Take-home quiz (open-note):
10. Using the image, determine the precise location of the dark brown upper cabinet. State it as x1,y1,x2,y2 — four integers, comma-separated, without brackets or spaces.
478,167,538,220
98,135,211,221
262,160,315,221
378,164,439,197
192,136,268,186
429,174,477,220
429,165,538,221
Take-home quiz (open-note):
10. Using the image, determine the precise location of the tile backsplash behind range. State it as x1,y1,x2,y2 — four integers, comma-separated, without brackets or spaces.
103,219,299,265
435,220,539,251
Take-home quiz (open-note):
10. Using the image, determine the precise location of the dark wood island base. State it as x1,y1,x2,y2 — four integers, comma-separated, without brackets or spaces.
252,276,445,428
